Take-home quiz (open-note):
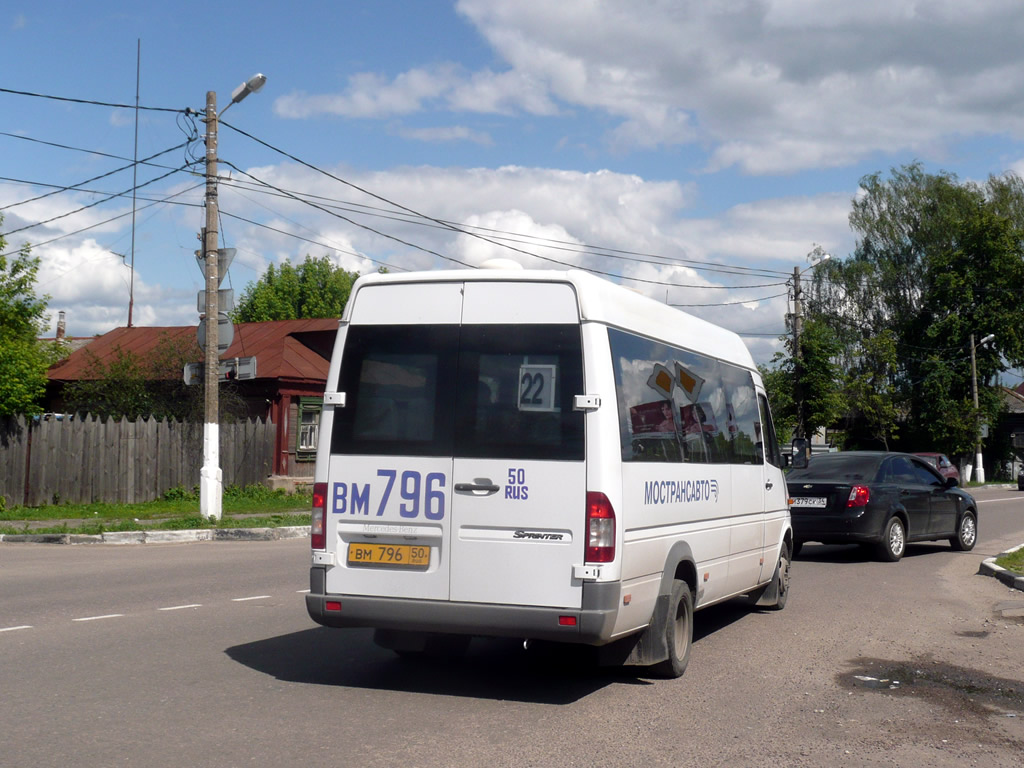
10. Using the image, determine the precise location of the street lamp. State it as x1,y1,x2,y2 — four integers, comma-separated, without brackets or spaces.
199,73,266,521
791,250,831,446
969,332,995,484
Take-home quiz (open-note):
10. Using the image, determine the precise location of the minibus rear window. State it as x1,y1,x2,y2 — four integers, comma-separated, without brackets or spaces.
330,323,584,461
455,324,584,461
331,325,458,457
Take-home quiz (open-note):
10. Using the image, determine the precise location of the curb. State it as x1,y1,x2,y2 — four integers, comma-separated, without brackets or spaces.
0,525,310,545
978,543,1024,593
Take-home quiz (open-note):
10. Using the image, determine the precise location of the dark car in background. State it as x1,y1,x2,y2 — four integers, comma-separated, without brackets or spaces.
788,451,977,562
912,452,960,483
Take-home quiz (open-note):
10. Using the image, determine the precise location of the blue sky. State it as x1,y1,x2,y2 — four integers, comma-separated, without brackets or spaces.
3,0,1024,375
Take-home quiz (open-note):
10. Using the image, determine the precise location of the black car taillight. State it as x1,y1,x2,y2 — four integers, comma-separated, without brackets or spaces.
311,482,327,550
847,485,870,508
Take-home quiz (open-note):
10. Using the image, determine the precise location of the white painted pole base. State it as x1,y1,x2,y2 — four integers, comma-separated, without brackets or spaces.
975,450,986,484
200,422,222,520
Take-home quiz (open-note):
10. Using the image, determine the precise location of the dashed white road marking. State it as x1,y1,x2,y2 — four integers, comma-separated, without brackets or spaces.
978,497,1024,504
1,625,33,633
73,614,124,622
159,604,203,611
296,589,310,594
232,595,271,602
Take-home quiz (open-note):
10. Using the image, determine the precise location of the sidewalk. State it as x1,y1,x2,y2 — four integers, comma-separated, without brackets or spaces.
0,523,311,545
0,511,311,545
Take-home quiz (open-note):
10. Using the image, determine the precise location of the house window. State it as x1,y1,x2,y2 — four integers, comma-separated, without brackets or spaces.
297,397,322,460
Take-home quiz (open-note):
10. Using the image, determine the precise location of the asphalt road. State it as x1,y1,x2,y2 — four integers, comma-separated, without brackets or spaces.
2,487,1023,768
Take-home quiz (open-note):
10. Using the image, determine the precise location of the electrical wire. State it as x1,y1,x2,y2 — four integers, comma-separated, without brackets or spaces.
220,119,795,291
669,291,790,308
220,155,791,295
217,174,788,287
0,182,203,259
0,141,189,212
0,86,185,113
1,163,191,238
218,159,477,268
220,210,405,272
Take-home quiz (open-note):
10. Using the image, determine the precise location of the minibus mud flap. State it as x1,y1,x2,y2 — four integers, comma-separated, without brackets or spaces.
597,593,670,667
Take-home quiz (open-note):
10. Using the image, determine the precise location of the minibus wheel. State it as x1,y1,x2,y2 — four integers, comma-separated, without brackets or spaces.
652,579,692,678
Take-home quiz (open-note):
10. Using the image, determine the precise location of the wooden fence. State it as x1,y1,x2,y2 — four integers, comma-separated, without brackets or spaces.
0,416,276,508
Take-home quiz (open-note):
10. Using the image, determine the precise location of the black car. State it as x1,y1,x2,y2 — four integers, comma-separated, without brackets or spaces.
787,451,978,561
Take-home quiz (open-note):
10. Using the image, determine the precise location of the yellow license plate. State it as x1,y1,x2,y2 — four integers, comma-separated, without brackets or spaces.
347,542,430,568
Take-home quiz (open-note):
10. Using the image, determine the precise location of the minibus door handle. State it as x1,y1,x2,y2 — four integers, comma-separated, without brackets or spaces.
455,481,500,494
765,480,774,491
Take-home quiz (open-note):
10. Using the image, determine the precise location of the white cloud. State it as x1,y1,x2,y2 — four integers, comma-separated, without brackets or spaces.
446,0,1024,172
396,124,493,145
268,1,1024,171
275,66,463,119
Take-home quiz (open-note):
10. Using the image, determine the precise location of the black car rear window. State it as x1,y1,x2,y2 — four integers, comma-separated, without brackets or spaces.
787,454,881,482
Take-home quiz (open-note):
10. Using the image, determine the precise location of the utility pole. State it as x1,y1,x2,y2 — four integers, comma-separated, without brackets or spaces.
201,90,222,520
970,332,995,484
792,265,804,441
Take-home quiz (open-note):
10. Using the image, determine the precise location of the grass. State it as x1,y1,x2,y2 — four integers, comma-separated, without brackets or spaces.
995,547,1024,576
0,484,311,536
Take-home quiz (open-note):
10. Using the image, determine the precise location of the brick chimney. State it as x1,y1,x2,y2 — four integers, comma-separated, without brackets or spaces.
56,311,66,341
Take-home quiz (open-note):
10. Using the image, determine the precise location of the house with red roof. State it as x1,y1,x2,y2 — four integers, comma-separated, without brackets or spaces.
45,318,338,481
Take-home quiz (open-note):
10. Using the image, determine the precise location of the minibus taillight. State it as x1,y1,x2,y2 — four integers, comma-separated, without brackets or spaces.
585,492,615,563
311,482,327,550
847,485,870,508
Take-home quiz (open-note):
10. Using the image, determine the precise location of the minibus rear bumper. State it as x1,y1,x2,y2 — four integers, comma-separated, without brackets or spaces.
306,566,619,644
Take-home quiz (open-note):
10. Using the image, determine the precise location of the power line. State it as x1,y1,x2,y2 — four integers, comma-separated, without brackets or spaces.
0,176,200,209
219,159,477,268
220,210,406,272
220,119,794,291
218,175,788,287
0,141,189,212
0,182,203,259
670,291,790,308
0,86,184,113
1,163,191,238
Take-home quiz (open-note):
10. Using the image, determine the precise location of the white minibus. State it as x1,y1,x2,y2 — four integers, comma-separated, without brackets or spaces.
306,267,791,677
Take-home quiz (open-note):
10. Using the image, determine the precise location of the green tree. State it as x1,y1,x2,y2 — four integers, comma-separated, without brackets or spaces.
0,222,53,416
843,331,900,450
232,255,360,322
760,318,845,444
805,163,1024,457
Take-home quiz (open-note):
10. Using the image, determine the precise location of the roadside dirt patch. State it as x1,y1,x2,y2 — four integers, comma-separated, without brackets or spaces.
840,656,1024,720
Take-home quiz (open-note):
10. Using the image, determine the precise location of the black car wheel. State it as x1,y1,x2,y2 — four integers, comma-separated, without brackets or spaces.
877,516,906,562
950,511,977,552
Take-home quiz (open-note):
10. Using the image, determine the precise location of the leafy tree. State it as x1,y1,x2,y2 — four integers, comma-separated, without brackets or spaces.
805,163,1024,457
0,223,53,417
760,318,845,444
232,255,360,322
843,331,900,450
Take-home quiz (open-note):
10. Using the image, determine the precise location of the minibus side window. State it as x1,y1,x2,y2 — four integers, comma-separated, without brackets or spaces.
756,393,783,468
609,327,763,466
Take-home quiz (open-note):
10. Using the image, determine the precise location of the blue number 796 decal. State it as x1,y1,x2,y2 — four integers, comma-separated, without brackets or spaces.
332,470,446,520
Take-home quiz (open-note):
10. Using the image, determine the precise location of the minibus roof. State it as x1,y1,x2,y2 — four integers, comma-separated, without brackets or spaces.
346,268,756,371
